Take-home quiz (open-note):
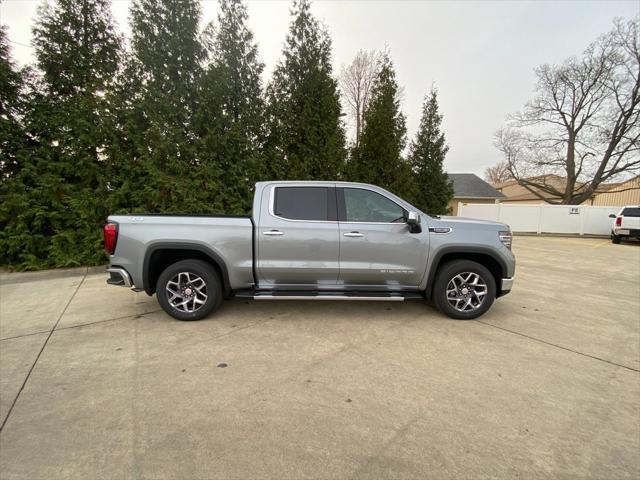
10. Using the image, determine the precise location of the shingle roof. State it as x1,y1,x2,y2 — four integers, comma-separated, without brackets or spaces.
448,173,506,199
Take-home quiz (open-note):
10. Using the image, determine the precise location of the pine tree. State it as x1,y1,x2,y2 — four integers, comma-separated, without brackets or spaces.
347,55,414,198
34,0,121,267
196,0,265,214
0,25,24,179
110,0,210,214
0,80,62,269
265,0,345,180
1,1,121,269
0,26,31,267
409,87,453,214
130,0,203,117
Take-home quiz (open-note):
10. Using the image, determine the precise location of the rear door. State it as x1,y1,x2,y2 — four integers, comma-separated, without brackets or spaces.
257,185,340,286
337,187,428,287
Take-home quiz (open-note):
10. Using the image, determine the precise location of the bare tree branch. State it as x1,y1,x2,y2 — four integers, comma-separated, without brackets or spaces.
483,160,512,184
495,18,640,205
339,49,381,148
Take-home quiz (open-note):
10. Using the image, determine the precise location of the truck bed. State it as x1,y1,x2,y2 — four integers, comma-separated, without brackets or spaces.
108,214,255,291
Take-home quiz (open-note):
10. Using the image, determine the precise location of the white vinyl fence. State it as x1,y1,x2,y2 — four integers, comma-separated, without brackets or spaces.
457,203,620,236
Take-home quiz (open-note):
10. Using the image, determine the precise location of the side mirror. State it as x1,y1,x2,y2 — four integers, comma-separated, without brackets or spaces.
407,211,420,225
406,211,422,233
608,214,616,219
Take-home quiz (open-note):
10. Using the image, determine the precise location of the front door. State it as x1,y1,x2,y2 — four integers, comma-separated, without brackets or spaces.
257,185,340,287
337,187,428,287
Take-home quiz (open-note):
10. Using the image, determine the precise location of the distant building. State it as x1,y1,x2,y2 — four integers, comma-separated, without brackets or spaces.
590,175,640,206
494,174,568,204
493,174,640,207
447,173,505,215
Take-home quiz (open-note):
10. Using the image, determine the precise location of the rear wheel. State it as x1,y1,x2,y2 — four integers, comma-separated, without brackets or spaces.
156,259,222,321
433,260,496,320
611,232,621,244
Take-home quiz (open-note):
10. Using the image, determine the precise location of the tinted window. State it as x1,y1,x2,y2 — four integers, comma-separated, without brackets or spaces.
343,188,405,223
622,207,640,217
274,187,329,221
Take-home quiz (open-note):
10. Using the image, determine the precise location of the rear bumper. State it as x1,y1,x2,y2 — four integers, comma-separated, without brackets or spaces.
613,228,640,238
106,267,132,288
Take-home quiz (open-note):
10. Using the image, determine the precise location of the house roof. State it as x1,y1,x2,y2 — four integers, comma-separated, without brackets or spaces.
595,175,640,192
493,174,571,201
494,174,566,190
448,173,506,199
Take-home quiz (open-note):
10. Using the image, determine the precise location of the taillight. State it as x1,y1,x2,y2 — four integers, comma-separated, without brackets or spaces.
104,223,118,255
615,216,622,227
498,230,512,250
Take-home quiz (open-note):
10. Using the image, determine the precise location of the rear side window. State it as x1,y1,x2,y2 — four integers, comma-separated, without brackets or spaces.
621,207,640,217
274,187,334,221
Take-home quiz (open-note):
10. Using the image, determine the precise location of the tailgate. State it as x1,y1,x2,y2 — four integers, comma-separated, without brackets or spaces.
621,207,640,229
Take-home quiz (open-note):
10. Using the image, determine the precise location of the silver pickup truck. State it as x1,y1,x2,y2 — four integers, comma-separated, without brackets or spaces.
105,181,515,321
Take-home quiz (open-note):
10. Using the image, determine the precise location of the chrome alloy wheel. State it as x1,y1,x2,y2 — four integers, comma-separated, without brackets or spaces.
446,272,488,312
165,272,208,313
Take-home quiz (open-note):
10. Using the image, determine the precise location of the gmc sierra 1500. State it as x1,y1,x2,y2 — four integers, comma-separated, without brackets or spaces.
105,181,515,320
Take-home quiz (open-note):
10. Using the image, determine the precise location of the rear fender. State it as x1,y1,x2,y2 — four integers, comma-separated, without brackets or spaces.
142,242,231,297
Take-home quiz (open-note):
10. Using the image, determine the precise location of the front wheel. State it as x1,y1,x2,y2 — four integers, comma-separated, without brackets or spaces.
156,259,222,321
433,260,496,320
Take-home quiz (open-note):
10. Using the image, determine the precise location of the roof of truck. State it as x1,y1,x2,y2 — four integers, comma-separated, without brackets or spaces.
256,181,376,186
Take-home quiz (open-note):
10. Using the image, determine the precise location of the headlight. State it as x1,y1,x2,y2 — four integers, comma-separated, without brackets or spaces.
498,230,512,250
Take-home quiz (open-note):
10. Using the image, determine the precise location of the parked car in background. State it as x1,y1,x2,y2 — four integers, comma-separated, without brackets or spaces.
104,181,515,321
609,206,640,244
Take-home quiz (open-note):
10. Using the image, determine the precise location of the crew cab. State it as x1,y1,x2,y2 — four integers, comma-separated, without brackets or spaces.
609,206,640,243
105,181,515,320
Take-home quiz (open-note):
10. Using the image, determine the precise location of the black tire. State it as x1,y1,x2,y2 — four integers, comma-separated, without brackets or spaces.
432,260,496,320
156,259,223,321
612,233,621,244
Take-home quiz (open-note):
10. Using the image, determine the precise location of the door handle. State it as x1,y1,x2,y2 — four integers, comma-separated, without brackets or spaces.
263,230,284,236
343,232,364,238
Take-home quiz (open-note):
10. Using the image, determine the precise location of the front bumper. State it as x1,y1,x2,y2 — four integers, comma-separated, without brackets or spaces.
499,277,514,296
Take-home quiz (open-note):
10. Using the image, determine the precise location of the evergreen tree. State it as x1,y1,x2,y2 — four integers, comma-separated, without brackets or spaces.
409,87,453,214
130,0,203,116
109,0,210,213
0,25,24,179
265,0,345,180
1,1,121,269
347,55,414,198
196,0,265,214
0,26,31,267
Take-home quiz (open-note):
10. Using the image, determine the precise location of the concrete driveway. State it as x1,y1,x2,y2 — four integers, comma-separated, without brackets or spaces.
0,236,638,479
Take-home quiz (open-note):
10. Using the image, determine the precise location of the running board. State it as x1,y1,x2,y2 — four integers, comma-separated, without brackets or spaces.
245,291,424,301
254,295,405,301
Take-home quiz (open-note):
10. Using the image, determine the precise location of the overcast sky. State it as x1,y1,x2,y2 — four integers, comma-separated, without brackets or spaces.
1,0,638,177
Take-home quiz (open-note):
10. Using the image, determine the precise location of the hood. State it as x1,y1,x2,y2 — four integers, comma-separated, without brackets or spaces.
435,215,510,230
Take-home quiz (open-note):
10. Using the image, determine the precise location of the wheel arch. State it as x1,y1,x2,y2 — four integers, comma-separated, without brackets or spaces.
425,247,507,300
143,242,231,298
